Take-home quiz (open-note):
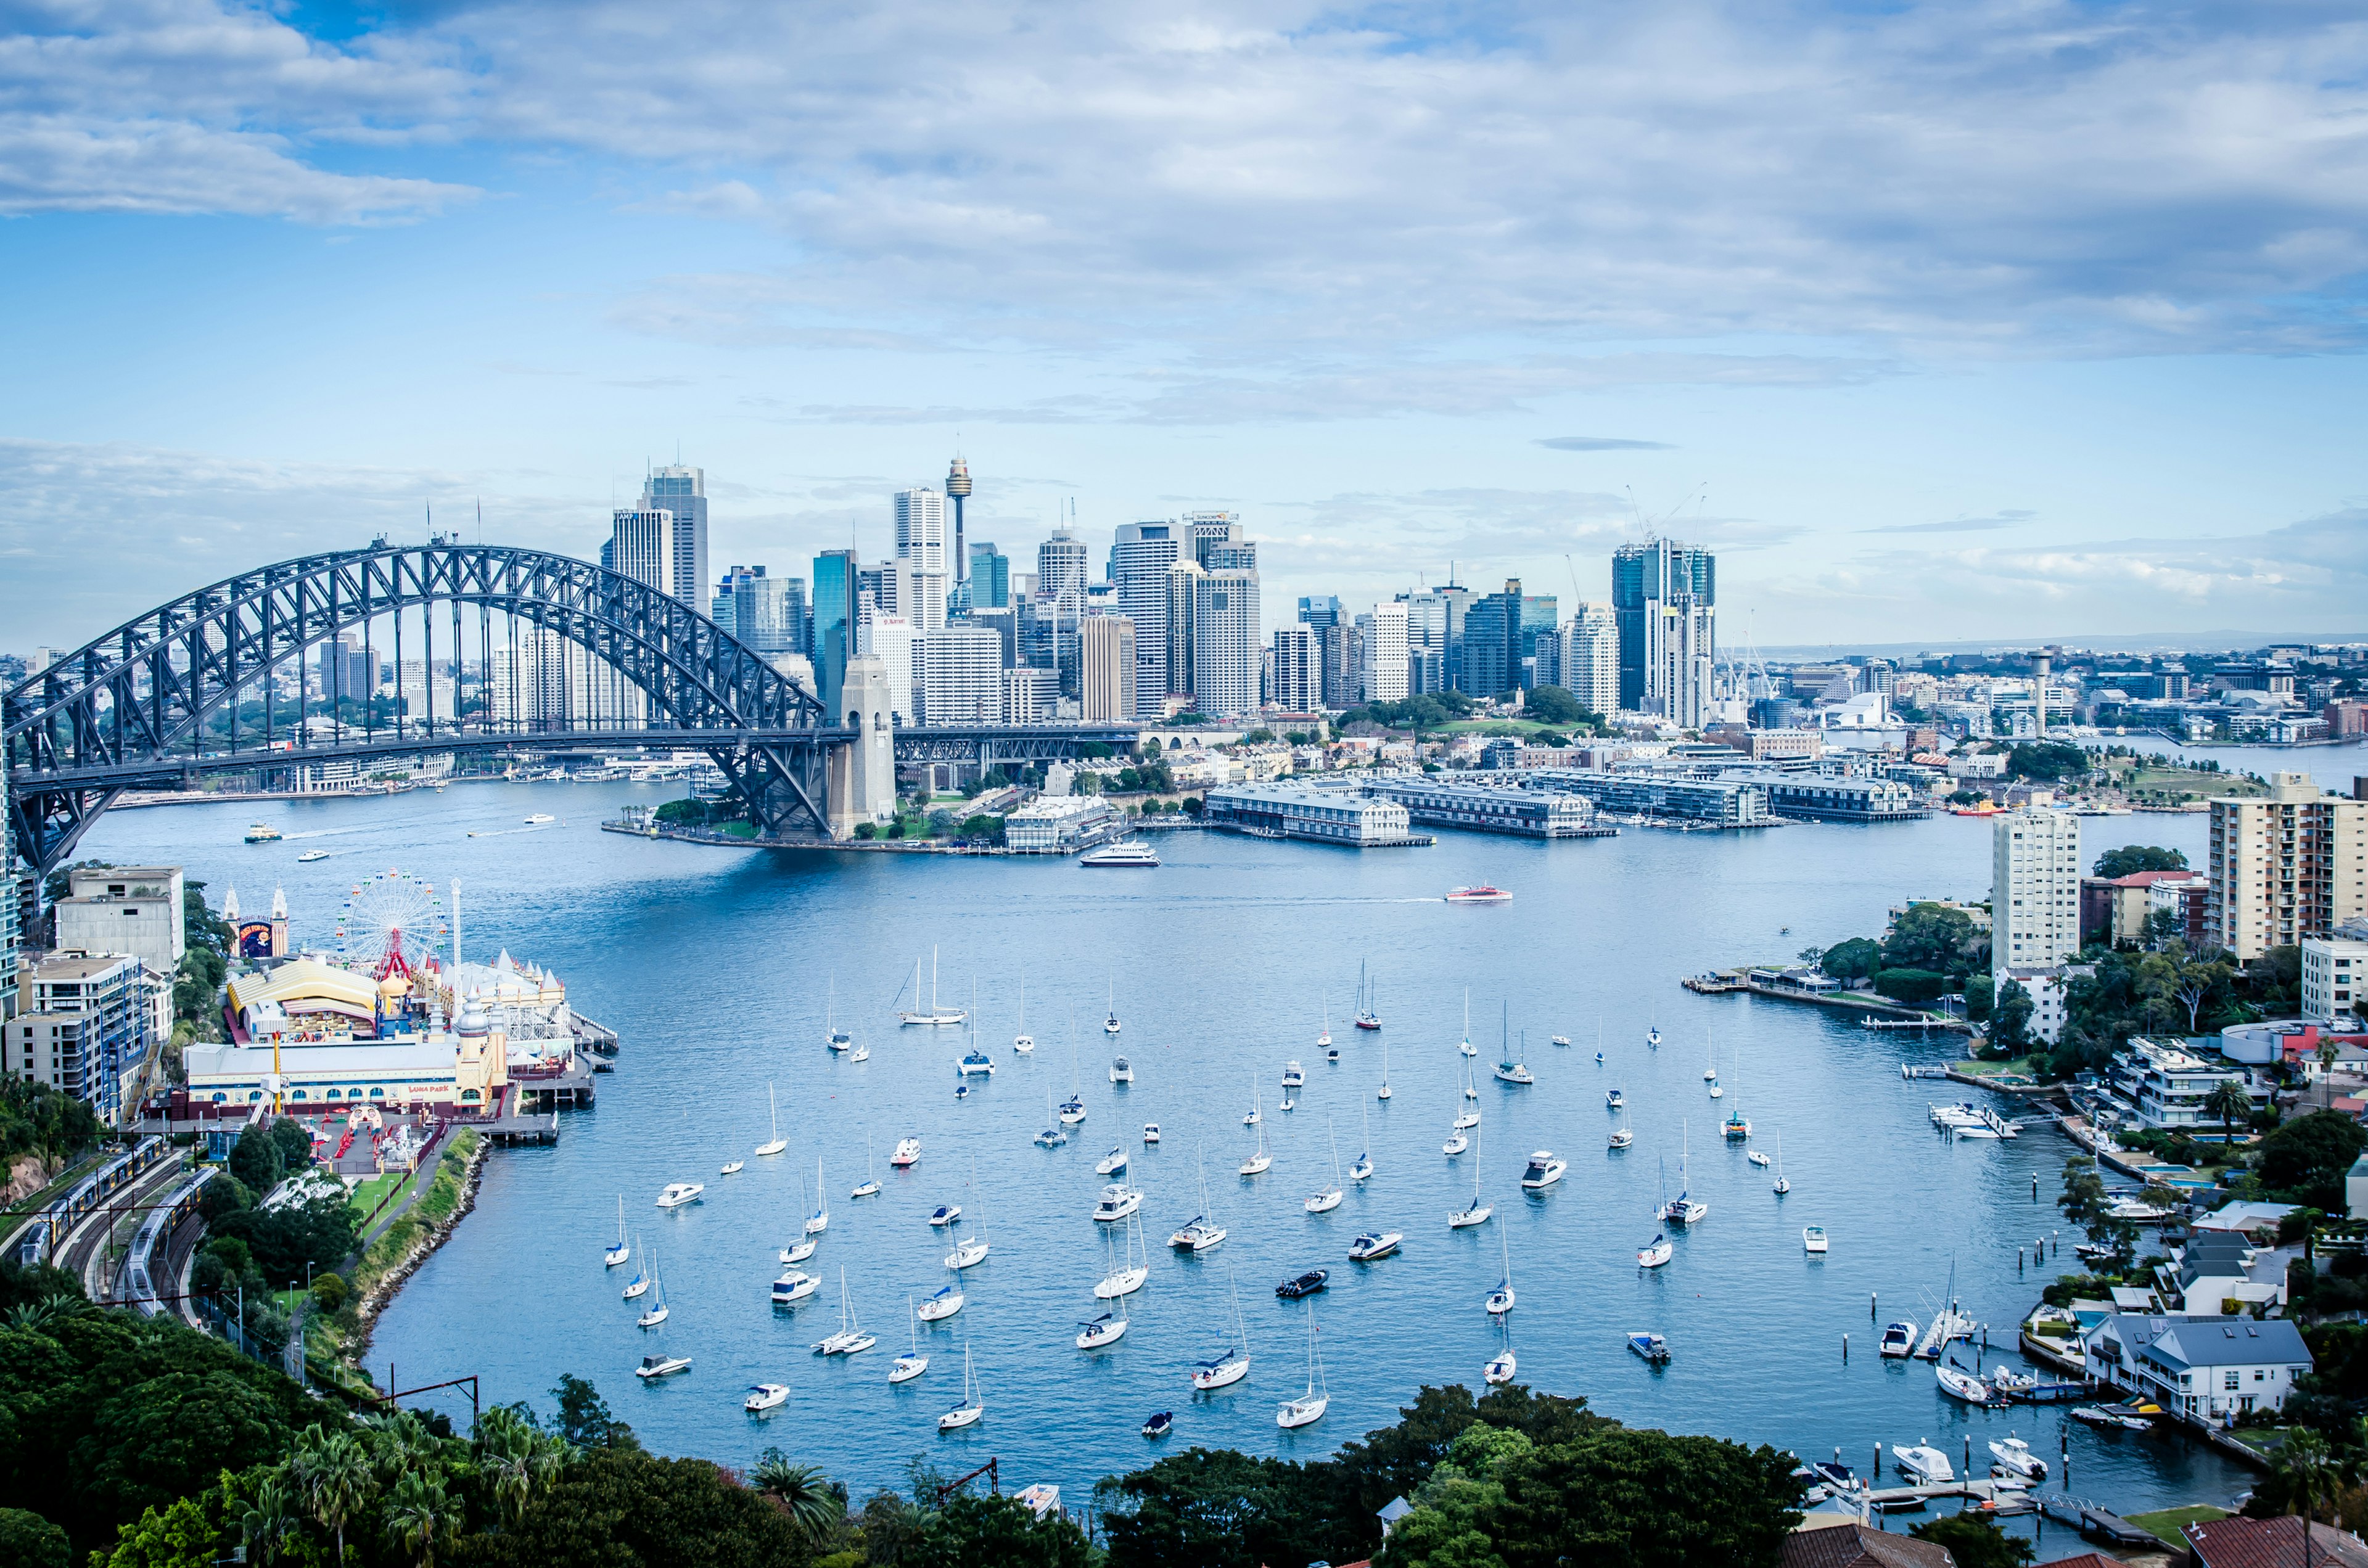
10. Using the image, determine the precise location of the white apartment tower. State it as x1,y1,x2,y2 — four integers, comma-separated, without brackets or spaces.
606,509,669,596
2210,773,2368,961
1992,810,2084,972
857,614,917,724
1644,596,1717,728
1563,603,1619,716
892,487,950,631
1362,602,1411,704
1080,615,1137,723
915,627,1003,724
1270,627,1320,711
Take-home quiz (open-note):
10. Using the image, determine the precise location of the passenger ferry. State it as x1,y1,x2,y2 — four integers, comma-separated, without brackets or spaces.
244,823,281,843
1444,885,1511,904
1080,840,1160,868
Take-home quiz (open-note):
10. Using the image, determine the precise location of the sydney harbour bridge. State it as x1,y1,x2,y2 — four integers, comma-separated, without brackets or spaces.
4,540,1137,878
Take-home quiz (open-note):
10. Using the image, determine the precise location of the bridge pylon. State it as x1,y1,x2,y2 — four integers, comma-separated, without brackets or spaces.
827,656,896,839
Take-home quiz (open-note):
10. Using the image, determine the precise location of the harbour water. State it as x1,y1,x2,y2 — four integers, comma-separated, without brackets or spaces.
84,765,2362,1524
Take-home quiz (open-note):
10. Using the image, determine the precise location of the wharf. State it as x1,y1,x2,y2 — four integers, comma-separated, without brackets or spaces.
1684,969,1967,1027
1864,1479,2033,1511
2036,1494,2157,1546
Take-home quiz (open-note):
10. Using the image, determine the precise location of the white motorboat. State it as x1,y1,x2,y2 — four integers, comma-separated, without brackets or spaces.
959,1046,995,1076
771,1271,819,1305
929,1204,961,1227
1878,1320,1919,1358
655,1181,704,1209
1143,1122,1161,1144
1443,1132,1470,1156
1307,1119,1345,1213
1283,1060,1305,1089
1080,839,1161,868
1637,1233,1673,1268
779,1237,817,1266
1988,1434,2049,1480
524,813,556,825
1111,1056,1134,1084
890,1295,929,1383
1093,1184,1145,1222
1550,1034,1571,1048
1098,1215,1151,1297
1348,1230,1401,1262
1096,1146,1129,1176
1484,1227,1516,1315
1803,1225,1829,1254
891,1137,922,1167
1191,1270,1252,1390
1276,1303,1328,1429
1606,1088,1624,1109
1936,1363,1994,1406
916,1283,965,1322
1890,1444,1954,1484
1747,1149,1770,1167
1519,1151,1566,1191
745,1383,788,1411
896,948,966,1027
720,1159,744,1176
297,848,331,863
755,1083,788,1158
635,1353,690,1380
1076,1304,1128,1349
938,1345,984,1429
604,1196,630,1268
1628,1331,1670,1363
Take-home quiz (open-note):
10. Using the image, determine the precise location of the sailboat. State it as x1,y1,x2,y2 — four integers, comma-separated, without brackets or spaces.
1494,1016,1536,1085
1347,1102,1375,1181
604,1196,630,1267
1354,960,1381,1030
937,1344,984,1429
916,1275,965,1322
781,1173,818,1264
1098,1213,1150,1297
897,948,966,1027
1459,989,1477,1056
1240,1075,1272,1175
1014,975,1034,1053
1168,1154,1228,1251
1609,1102,1634,1150
755,1084,787,1158
1190,1268,1251,1389
1638,1231,1673,1268
1773,1130,1791,1196
890,1295,929,1382
1376,1033,1392,1101
1035,1087,1069,1147
1646,1006,1661,1049
806,1158,830,1234
1484,1225,1515,1315
852,1138,882,1198
958,999,994,1076
1059,1018,1088,1124
1077,1291,1129,1349
636,1249,670,1327
1659,1125,1709,1225
1276,1303,1328,1428
622,1235,650,1299
1484,1322,1517,1385
1722,1033,1749,1133
1306,1119,1344,1213
945,1162,989,1269
1450,1136,1492,1228
1704,1027,1720,1092
1317,995,1333,1051
1104,979,1122,1036
813,1267,875,1354
1453,1050,1480,1131
826,977,852,1053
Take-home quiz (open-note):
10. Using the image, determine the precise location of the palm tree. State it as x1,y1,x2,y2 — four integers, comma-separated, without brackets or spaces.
239,1474,297,1566
2277,1427,2334,1552
3,1293,88,1332
382,1470,459,1568
289,1426,372,1566
2321,1039,2343,1109
750,1450,842,1541
2204,1079,2251,1155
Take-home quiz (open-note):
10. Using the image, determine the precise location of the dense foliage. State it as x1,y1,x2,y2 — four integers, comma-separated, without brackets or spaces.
1516,686,1603,731
2005,740,2089,781
2259,1112,2368,1213
1338,691,1477,731
0,1078,103,1174
2094,845,2188,879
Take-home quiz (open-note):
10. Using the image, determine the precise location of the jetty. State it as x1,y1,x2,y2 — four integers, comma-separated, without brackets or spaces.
1864,1478,2036,1514
2037,1494,2157,1546
1681,967,1973,1030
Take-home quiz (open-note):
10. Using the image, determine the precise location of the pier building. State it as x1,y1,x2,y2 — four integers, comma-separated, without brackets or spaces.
1202,783,1428,846
1005,794,1118,851
1519,770,1771,828
1759,776,1930,823
1362,776,1613,839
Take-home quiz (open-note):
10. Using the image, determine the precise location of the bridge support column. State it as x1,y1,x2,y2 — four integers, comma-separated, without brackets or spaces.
827,656,896,839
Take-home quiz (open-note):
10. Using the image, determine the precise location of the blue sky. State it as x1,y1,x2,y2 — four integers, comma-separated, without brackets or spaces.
2,0,2364,649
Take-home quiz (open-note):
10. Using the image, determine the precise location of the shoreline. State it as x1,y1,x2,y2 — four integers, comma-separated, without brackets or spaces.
347,1127,488,1367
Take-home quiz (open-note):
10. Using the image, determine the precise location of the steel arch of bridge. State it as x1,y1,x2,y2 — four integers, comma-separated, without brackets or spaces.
4,542,837,873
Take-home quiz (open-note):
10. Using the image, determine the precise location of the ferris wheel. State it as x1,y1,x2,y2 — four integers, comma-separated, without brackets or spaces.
335,870,446,979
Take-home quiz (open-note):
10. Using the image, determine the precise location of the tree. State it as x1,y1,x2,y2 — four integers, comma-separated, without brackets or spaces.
240,1473,298,1566
229,1123,285,1193
1873,969,1949,1006
1881,903,1987,979
2095,845,2187,879
267,1117,316,1174
75,1370,302,1537
452,1448,812,1568
1521,686,1587,726
2260,1112,2368,1211
2274,1428,2337,1535
1096,1447,1359,1568
2206,1080,2253,1151
2058,1157,2116,1244
749,1451,842,1541
549,1374,638,1451
287,1427,372,1565
383,1469,460,1568
0,1508,71,1568
1476,1426,1802,1568
906,1492,1093,1568
2005,740,2088,782
1909,1513,2034,1568
1819,939,1881,985
1989,980,2034,1054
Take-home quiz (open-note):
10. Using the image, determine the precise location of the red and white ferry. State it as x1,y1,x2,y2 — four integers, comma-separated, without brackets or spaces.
1445,885,1513,904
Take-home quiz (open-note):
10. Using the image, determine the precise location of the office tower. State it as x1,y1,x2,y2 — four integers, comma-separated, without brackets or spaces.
1992,810,2083,971
1,768,15,1024
893,487,950,631
1184,511,1243,567
858,615,917,723
1322,622,1365,708
1563,604,1619,715
915,627,1003,724
1204,541,1258,573
1399,590,1454,695
1003,666,1056,724
813,549,860,718
968,543,1009,609
1193,567,1260,719
1164,560,1202,704
1298,596,1342,635
2209,772,2368,960
1362,602,1410,704
1271,627,1320,711
1110,522,1182,718
1613,540,1715,712
722,567,802,655
1529,628,1560,689
607,509,668,594
970,605,1018,668
1519,593,1559,685
639,465,710,609
946,457,972,585
1080,615,1138,722
1643,596,1717,728
1458,581,1524,699
316,636,372,710
1038,529,1090,602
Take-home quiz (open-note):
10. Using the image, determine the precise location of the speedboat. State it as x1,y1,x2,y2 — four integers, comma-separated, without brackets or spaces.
1058,1095,1087,1126
1111,1057,1134,1083
1192,1348,1250,1391
928,1204,961,1227
655,1182,704,1209
1442,1133,1470,1156
2070,1406,2152,1430
1802,1226,1829,1254
779,1238,817,1265
1878,1320,1919,1358
1936,1363,1994,1406
1276,1269,1328,1299
1519,1151,1566,1190
1093,1184,1144,1221
720,1159,744,1176
1811,1460,1855,1493
635,1353,690,1380
1096,1147,1129,1176
1077,1312,1128,1350
1347,1231,1401,1262
1606,1088,1624,1109
297,849,331,863
1081,840,1161,868
1608,1128,1634,1149
1746,1149,1770,1167
953,1084,969,1100
1494,1061,1534,1085
1142,1411,1174,1439
1890,1444,1954,1484
959,1048,994,1076
1445,885,1511,903
891,1138,922,1167
1550,1033,1571,1048
744,1383,788,1412
771,1272,819,1305
1637,1233,1672,1268
1326,1045,1339,1062
1628,1332,1670,1364
916,1285,964,1322
1988,1435,2049,1480
1169,1217,1226,1252
525,813,556,825
1143,1123,1161,1144
1283,1061,1305,1090
1484,1348,1517,1384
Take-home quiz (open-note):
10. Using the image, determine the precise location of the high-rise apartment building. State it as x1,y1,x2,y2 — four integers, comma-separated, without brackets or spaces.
1563,604,1619,716
1322,622,1365,709
915,627,1004,724
1111,522,1182,719
639,466,710,609
813,549,860,720
1643,596,1717,729
1271,627,1320,711
607,509,669,596
1080,615,1137,722
858,615,917,724
2208,773,2368,960
1362,602,1410,704
1992,810,2084,971
1193,568,1260,718
1038,530,1090,602
1613,540,1715,712
893,487,950,631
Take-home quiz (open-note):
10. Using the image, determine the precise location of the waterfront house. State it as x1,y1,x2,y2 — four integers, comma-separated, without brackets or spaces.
2081,1313,2311,1421
1775,1522,1950,1567
2105,1037,2271,1131
2153,1231,2290,1315
2185,1514,2368,1567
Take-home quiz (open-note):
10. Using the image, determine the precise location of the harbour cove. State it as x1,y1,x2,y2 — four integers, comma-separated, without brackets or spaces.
80,773,2306,1529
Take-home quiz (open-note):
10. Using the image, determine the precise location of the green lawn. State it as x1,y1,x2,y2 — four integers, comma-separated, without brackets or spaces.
2116,765,2261,802
2124,1504,2228,1548
348,1170,414,1219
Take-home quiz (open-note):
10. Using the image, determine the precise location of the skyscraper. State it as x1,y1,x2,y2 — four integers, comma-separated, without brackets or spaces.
893,487,950,631
1322,621,1365,708
1992,810,2083,971
812,549,860,719
1038,529,1089,602
1164,560,1202,704
1297,596,1342,634
639,465,710,609
1362,602,1410,704
1644,596,1716,729
1613,540,1714,712
1563,604,1619,715
1458,581,1524,699
1193,567,1260,718
945,457,972,585
915,627,1003,724
1110,522,1181,718
1271,627,1320,711
1184,511,1243,567
607,509,668,596
1080,615,1137,722
967,543,1010,609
